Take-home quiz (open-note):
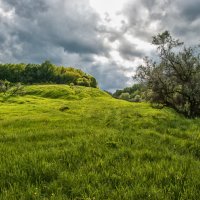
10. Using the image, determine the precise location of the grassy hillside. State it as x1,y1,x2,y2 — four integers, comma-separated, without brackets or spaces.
0,85,200,199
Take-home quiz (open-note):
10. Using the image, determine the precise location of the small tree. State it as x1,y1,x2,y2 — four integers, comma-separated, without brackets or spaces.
0,80,10,95
0,80,24,97
135,31,200,117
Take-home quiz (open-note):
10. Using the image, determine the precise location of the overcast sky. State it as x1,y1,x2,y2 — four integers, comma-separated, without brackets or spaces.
0,0,199,91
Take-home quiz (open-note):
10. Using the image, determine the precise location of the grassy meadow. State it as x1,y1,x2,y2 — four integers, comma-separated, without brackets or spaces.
0,85,200,199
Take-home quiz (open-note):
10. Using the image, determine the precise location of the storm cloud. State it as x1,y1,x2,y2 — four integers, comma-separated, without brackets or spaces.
0,0,199,91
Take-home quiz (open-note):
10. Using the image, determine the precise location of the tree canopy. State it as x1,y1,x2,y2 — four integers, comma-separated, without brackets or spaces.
135,31,200,118
0,61,97,88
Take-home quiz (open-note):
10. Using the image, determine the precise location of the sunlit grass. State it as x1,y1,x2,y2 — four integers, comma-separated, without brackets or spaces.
0,85,200,199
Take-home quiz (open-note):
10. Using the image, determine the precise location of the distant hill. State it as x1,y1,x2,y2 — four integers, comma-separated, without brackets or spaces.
0,60,97,87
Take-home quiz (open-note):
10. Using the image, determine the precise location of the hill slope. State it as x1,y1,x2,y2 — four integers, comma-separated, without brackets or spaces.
0,85,200,199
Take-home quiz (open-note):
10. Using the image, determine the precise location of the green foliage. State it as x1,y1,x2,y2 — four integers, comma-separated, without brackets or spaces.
0,61,97,88
0,80,24,99
0,85,200,199
132,94,141,102
113,83,145,102
119,92,130,100
0,80,10,94
76,77,90,87
135,31,200,118
0,63,26,82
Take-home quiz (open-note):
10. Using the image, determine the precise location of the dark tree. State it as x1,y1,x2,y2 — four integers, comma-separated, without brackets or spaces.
135,31,200,117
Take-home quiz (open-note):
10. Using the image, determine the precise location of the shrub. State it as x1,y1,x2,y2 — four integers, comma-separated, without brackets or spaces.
119,92,130,100
0,80,24,97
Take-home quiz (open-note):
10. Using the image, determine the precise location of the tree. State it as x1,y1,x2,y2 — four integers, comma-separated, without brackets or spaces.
119,92,130,100
0,80,24,97
0,80,10,95
135,31,200,118
0,61,98,88
40,60,55,82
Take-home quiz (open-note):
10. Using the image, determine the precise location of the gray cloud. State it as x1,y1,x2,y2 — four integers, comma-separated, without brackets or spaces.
118,38,144,60
0,0,200,91
3,0,107,55
5,0,48,18
123,0,170,41
87,61,133,92
175,0,200,22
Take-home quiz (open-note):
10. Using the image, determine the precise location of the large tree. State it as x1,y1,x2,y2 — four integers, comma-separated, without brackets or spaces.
135,31,200,117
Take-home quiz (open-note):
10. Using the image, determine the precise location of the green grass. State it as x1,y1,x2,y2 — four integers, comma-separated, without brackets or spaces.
0,85,200,199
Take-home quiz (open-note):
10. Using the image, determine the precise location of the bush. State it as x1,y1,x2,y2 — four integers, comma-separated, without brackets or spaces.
133,95,141,102
119,92,130,100
0,80,24,97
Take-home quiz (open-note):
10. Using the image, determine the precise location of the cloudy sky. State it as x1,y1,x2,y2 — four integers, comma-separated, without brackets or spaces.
0,0,199,91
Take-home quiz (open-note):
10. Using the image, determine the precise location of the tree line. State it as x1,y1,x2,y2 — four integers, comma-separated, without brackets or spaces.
0,60,97,88
113,84,145,102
